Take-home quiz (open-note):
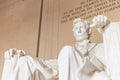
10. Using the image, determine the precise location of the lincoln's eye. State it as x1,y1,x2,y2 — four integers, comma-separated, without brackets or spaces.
74,27,78,31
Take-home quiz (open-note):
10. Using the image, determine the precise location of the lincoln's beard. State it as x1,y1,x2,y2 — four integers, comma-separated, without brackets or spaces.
74,33,89,42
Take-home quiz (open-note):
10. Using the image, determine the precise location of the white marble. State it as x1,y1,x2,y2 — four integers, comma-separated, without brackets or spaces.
1,48,58,80
58,16,110,80
2,15,120,80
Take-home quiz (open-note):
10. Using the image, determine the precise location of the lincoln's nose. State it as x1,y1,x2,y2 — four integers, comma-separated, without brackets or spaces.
78,29,81,33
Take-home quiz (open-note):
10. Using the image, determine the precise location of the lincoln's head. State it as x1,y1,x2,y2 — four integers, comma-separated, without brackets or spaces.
72,18,91,41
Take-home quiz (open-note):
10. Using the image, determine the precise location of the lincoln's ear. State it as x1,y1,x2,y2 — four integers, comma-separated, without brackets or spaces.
85,22,91,35
88,28,92,35
87,23,92,35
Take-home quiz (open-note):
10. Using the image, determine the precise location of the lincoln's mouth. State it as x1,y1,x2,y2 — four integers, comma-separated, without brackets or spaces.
75,33,83,36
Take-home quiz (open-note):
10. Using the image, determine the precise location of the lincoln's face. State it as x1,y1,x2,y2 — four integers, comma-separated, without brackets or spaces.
72,21,89,41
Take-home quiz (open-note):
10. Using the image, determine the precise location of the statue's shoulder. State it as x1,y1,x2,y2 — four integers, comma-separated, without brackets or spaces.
89,43,104,53
92,43,106,65
89,43,104,55
61,45,73,51
58,45,73,60
59,45,73,55
88,43,103,51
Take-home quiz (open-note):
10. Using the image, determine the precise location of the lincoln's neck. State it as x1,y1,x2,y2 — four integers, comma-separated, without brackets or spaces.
75,39,90,55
